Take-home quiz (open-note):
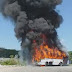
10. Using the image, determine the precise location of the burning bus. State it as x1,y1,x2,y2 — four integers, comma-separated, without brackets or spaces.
32,40,68,66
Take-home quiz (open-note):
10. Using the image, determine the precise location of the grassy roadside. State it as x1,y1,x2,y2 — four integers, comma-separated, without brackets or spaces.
0,58,26,66
0,58,19,65
69,64,72,66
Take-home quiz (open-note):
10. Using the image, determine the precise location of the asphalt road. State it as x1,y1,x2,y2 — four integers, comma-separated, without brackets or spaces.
0,65,72,72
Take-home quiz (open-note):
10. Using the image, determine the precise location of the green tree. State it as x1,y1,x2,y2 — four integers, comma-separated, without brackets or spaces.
68,51,72,63
10,55,14,58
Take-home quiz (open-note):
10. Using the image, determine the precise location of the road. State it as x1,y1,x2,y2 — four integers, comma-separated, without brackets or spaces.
0,65,72,72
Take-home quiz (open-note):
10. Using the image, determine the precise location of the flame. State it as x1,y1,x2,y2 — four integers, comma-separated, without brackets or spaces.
32,41,66,62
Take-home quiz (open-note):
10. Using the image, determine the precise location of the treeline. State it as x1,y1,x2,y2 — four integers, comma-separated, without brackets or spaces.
0,47,19,58
68,51,72,64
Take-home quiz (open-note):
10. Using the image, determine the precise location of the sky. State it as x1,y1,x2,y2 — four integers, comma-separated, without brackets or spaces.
0,0,72,51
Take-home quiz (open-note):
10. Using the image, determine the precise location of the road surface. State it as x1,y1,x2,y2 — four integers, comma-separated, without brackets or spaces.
0,65,72,72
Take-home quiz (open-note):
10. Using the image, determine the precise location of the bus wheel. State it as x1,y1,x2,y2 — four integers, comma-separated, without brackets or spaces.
59,62,63,66
45,62,48,66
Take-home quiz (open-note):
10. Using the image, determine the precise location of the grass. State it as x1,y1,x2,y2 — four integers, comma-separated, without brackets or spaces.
0,58,20,65
0,58,27,66
69,64,72,66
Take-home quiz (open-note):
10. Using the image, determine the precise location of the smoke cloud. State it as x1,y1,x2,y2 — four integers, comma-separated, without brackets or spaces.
0,0,68,63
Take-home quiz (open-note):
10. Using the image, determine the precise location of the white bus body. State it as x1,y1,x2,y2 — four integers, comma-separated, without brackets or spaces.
36,58,63,66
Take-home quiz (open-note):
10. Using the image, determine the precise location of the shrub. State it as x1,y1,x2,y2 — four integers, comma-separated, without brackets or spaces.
1,59,18,65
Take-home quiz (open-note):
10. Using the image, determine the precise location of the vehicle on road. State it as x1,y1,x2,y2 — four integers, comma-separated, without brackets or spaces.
35,58,64,66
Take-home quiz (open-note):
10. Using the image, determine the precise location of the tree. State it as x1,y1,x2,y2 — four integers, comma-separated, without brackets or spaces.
68,51,72,64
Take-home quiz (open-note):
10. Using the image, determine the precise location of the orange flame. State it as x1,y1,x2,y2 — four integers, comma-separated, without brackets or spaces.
32,41,66,62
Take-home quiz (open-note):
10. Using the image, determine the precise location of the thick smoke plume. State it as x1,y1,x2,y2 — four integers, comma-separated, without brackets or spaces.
1,0,68,63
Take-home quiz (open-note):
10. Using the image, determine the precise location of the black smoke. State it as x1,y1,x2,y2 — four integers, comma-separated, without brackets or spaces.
1,0,68,63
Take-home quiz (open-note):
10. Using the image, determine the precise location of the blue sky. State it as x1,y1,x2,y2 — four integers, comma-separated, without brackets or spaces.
0,0,72,51
57,0,72,51
0,15,21,50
